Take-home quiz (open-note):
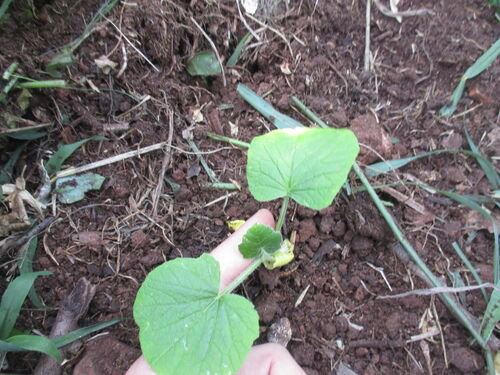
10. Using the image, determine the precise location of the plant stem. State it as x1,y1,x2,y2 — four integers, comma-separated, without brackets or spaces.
276,196,289,232
202,182,239,190
353,163,492,356
206,132,250,149
219,258,263,297
18,80,67,89
290,96,329,129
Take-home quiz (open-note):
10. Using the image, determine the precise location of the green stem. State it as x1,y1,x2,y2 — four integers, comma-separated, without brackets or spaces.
291,96,329,128
18,80,67,89
219,258,263,297
207,132,250,149
202,182,239,190
352,162,490,351
276,196,289,232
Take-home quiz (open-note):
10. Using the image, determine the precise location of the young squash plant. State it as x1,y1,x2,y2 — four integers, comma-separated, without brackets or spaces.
133,127,359,375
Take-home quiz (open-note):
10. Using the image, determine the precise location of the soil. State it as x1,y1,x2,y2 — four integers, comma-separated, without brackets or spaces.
1,0,499,374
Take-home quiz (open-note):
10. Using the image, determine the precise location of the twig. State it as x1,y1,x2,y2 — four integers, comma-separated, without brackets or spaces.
364,0,371,72
372,0,435,19
54,142,167,180
247,13,293,58
0,217,55,260
33,278,96,375
391,242,500,352
191,17,227,87
0,122,52,135
235,0,261,41
152,111,174,217
116,42,128,78
104,16,160,72
377,282,499,299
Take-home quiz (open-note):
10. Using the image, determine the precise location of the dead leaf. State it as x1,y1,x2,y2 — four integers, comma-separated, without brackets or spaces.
94,56,117,74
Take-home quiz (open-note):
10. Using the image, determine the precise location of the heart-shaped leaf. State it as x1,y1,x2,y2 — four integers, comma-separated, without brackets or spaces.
239,224,282,258
133,253,259,375
247,127,359,210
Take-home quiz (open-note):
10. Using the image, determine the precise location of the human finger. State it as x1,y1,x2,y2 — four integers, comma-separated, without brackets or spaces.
211,208,275,290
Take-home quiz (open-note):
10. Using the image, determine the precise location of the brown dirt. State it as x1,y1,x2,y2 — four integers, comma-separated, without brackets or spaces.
1,0,499,374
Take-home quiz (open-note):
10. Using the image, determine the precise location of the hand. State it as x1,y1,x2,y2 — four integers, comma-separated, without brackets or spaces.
126,209,306,375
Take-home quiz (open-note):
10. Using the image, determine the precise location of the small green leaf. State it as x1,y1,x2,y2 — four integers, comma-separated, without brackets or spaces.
46,50,75,78
2,335,61,362
0,143,27,184
186,51,222,76
440,39,500,117
227,33,251,67
0,271,51,340
247,127,359,210
52,318,121,348
134,254,259,375
239,224,282,258
45,136,107,177
55,173,105,204
16,89,32,111
6,130,46,140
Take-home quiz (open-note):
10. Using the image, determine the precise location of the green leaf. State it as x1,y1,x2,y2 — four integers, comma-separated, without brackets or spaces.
0,0,14,21
0,143,27,184
186,51,222,76
247,127,360,210
55,173,105,204
52,318,121,348
237,84,304,129
227,34,251,66
1,335,61,362
6,130,46,140
134,254,259,375
464,126,500,189
46,50,76,78
440,39,500,117
17,237,47,309
16,89,32,111
239,224,282,258
45,136,106,177
0,271,51,340
480,280,500,342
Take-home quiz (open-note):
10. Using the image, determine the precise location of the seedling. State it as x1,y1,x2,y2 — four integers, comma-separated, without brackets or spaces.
133,126,359,374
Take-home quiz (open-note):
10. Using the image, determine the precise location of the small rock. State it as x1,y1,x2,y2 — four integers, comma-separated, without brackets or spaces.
73,335,140,375
319,214,334,234
299,218,317,242
385,312,403,338
267,317,292,347
255,295,281,324
350,114,393,164
449,347,484,373
441,133,463,149
333,221,346,237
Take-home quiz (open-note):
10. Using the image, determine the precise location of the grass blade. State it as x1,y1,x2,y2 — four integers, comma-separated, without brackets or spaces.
17,237,47,309
352,163,490,351
237,84,304,129
0,0,14,21
0,271,51,339
365,149,498,178
227,33,252,66
440,39,500,117
464,126,499,189
480,280,500,342
51,318,121,348
0,143,27,184
2,335,61,362
45,136,107,177
451,242,488,302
